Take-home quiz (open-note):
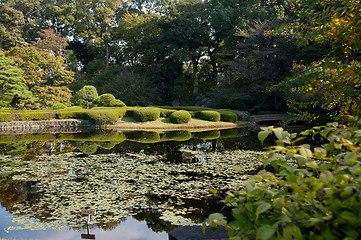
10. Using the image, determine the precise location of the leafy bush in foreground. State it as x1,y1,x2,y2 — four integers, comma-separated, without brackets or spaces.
208,120,361,239
133,107,160,122
199,111,221,122
169,110,192,124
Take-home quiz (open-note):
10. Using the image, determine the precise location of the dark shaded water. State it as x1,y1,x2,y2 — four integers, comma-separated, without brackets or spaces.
0,128,264,240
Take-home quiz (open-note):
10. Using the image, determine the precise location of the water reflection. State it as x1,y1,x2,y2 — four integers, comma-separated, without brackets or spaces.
0,127,264,239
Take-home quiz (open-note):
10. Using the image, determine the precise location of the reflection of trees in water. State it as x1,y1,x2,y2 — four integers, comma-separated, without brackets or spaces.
0,149,262,232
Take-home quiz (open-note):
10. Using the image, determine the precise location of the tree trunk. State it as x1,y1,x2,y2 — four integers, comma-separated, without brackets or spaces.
192,57,198,94
105,40,109,69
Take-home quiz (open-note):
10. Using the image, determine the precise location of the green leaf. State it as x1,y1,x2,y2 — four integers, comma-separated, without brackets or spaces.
283,224,302,240
256,202,271,220
258,131,270,145
202,221,207,234
208,213,226,228
209,188,218,194
256,224,275,240
273,128,284,140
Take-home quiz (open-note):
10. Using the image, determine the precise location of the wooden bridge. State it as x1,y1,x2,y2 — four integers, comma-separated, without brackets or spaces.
252,114,296,125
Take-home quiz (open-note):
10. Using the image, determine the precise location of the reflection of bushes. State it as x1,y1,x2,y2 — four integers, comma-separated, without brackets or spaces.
169,110,192,124
193,130,221,140
199,111,221,122
161,131,192,141
134,107,160,122
96,141,118,150
78,142,98,154
59,130,126,142
220,129,238,138
125,131,161,143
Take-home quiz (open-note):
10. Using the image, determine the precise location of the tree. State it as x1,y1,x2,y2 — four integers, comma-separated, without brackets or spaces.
74,0,128,68
0,52,35,108
159,0,210,94
116,12,161,67
279,0,361,121
72,85,98,108
6,46,74,108
35,28,68,56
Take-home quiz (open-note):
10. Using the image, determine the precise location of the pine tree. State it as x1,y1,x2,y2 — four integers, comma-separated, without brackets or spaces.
0,52,35,108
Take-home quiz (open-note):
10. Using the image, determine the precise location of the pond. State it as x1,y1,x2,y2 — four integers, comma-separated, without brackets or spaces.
0,128,265,240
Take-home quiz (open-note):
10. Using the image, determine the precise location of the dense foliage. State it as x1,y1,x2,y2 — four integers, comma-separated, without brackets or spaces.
199,111,221,122
133,107,161,122
208,120,361,239
169,110,192,124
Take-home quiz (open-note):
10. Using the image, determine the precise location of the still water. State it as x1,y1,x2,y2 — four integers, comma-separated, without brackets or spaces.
0,128,264,240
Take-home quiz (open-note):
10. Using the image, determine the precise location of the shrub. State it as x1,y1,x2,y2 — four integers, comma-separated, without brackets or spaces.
159,108,176,118
86,110,119,125
50,103,67,110
72,85,98,109
94,94,116,107
232,110,251,121
199,111,221,122
133,107,160,122
56,110,88,120
65,106,83,110
169,110,192,124
110,99,126,107
0,112,13,122
91,107,126,119
17,111,53,121
217,110,238,122
208,121,361,239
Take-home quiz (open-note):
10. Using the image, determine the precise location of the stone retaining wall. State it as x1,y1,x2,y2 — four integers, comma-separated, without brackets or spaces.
0,120,95,134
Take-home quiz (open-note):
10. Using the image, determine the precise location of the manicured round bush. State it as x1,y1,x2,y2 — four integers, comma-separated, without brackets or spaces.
110,99,126,107
94,94,116,107
86,110,119,125
50,103,67,110
133,107,160,122
65,106,83,110
169,110,192,124
199,111,221,122
217,110,238,122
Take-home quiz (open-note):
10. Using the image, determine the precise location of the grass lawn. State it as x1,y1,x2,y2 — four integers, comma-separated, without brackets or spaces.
110,116,247,130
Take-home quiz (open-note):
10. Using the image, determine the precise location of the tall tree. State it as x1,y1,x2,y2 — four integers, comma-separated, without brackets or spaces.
280,0,361,121
116,12,161,67
6,46,74,107
159,0,209,94
74,0,129,68
0,52,35,108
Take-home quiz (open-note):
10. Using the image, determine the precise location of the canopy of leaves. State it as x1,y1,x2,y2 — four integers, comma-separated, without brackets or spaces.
0,52,35,108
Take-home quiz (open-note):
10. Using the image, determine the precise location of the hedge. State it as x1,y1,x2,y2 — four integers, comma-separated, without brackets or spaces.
110,99,126,107
85,110,119,125
133,107,160,122
169,110,192,124
56,109,88,120
0,112,13,122
50,103,67,110
217,110,238,122
199,111,221,122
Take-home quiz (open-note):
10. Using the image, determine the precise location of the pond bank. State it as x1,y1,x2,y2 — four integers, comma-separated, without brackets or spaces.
0,118,248,134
